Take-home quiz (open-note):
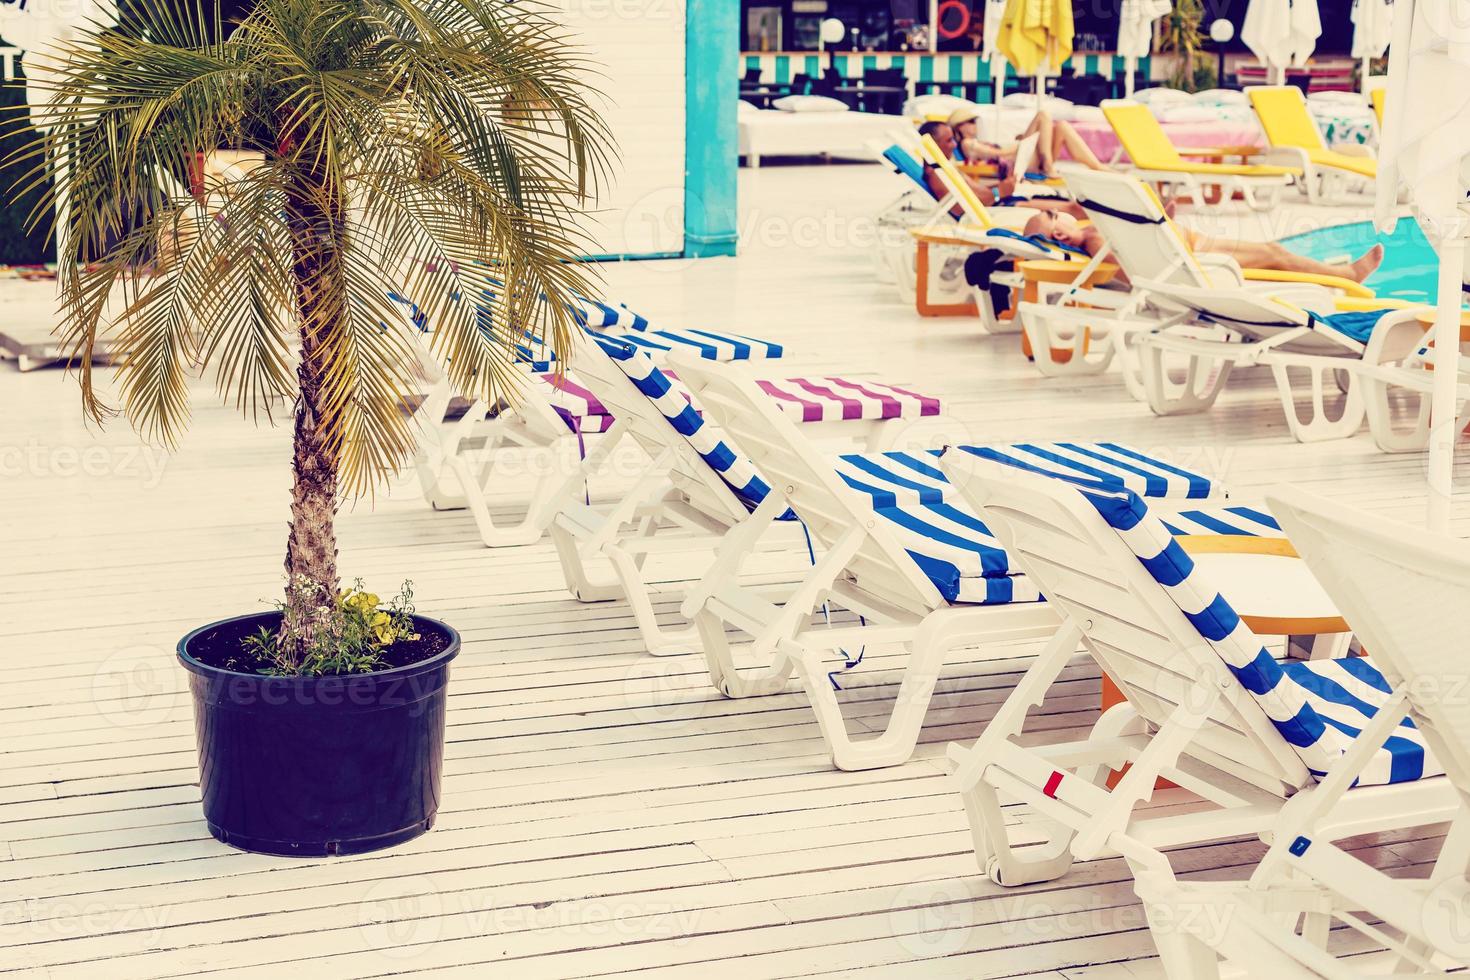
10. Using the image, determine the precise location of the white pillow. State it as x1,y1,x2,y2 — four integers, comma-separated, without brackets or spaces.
771,94,849,113
1066,105,1106,123
904,93,970,119
1001,92,1073,111
1308,90,1362,105
1154,105,1224,123
738,99,760,114
1132,86,1192,106
1191,88,1248,106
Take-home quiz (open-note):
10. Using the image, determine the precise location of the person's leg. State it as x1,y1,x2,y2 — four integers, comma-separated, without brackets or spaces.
1021,110,1057,174
1196,237,1385,283
1051,120,1111,171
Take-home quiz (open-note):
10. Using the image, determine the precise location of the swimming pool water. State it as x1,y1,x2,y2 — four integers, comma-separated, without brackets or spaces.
1279,219,1439,305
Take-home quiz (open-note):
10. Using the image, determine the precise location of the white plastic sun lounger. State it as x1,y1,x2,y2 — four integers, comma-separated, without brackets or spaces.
1123,487,1470,978
394,291,788,547
1248,85,1378,204
669,353,1283,771
1133,279,1429,443
546,331,944,656
1019,169,1385,390
936,451,1455,891
913,133,1087,333
871,140,956,292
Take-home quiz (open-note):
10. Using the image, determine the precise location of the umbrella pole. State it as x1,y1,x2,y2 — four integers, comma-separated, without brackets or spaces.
991,59,1005,136
1428,232,1464,531
1359,54,1371,95
1125,57,1136,97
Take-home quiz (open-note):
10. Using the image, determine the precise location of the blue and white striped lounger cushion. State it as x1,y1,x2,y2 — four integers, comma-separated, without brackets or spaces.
1082,483,1441,787
595,337,777,509
955,443,1215,499
390,291,780,370
1159,506,1281,538
833,450,1256,606
571,294,651,331
571,295,785,362
836,444,1216,510
616,329,784,362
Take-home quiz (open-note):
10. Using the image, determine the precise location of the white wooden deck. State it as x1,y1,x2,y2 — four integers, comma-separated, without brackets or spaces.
0,163,1463,978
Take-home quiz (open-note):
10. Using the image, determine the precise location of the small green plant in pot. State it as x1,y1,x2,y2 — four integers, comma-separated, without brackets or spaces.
17,0,609,855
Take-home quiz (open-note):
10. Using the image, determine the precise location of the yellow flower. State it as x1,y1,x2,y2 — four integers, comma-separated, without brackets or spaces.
370,611,395,645
342,590,381,620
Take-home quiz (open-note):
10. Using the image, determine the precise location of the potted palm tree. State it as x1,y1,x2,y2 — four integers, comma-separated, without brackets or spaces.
17,0,609,855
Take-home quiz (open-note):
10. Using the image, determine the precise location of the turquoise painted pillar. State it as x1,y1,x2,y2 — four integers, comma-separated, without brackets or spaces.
684,0,739,257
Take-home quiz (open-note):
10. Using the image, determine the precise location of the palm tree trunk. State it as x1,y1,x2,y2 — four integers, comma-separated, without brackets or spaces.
280,169,346,664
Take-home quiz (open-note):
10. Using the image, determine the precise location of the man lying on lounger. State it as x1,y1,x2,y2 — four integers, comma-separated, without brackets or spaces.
1022,211,1386,285
947,105,1113,178
918,121,1087,219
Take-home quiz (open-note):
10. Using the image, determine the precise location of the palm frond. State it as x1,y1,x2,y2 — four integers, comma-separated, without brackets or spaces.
16,0,614,492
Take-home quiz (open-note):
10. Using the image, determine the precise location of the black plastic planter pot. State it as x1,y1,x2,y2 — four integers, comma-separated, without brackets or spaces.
177,612,459,857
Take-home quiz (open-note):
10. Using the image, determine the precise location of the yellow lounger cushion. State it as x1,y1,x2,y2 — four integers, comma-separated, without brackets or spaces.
1249,86,1377,178
1336,296,1417,313
1101,102,1301,178
1306,148,1376,179
1248,87,1326,150
1241,268,1374,298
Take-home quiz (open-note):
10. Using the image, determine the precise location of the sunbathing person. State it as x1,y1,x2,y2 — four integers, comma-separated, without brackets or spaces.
918,121,1087,220
947,105,1112,177
1022,211,1386,285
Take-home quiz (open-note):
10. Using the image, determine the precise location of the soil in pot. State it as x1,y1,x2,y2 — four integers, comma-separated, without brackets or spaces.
186,613,453,674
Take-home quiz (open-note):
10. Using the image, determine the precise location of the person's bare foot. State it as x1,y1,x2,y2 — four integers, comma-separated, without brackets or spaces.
1349,243,1384,282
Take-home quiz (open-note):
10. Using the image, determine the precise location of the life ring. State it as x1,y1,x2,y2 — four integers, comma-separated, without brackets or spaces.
936,0,971,40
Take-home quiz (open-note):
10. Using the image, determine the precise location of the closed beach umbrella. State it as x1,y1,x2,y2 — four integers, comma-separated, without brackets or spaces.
1375,0,1470,529
1242,0,1321,83
1118,0,1171,96
982,0,1009,105
998,0,1073,104
1351,0,1394,92
1289,0,1324,65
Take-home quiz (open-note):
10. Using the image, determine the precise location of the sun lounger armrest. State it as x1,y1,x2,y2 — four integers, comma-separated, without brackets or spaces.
1195,253,1246,288
1240,268,1374,298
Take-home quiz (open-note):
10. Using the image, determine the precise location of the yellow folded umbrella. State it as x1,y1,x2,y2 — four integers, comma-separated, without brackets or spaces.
998,0,1074,78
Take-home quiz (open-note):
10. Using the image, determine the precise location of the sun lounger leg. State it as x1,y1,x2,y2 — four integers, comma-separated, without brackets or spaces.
1269,362,1366,443
1141,341,1234,416
606,541,701,656
792,637,939,771
1116,841,1229,979
414,393,490,510
695,610,796,698
1021,313,1117,378
794,607,1020,771
1364,373,1432,452
944,623,1095,883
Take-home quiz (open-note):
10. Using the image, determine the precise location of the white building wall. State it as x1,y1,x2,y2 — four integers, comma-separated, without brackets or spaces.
558,1,686,256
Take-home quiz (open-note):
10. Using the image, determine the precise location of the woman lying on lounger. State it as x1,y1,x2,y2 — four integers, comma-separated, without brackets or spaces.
1022,211,1386,285
918,122,1087,220
947,105,1113,178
